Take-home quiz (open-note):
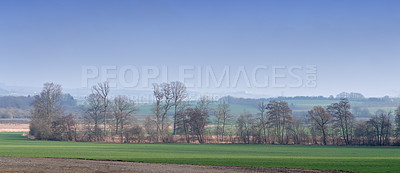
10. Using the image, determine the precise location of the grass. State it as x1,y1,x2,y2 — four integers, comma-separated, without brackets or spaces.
1,133,400,172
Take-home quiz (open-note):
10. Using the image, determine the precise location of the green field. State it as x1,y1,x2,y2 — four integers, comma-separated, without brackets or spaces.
134,99,398,118
0,133,399,173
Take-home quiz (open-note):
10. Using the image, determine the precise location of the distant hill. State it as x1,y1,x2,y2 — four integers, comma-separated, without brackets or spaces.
0,94,81,119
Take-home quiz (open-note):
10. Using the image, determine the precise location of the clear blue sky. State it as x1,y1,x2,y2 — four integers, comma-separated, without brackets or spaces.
0,0,399,97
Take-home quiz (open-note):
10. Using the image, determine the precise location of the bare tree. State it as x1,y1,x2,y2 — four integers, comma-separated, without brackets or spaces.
237,111,255,144
51,114,76,141
289,117,307,145
354,120,370,145
257,102,268,144
308,106,332,145
188,96,210,144
266,100,293,144
214,107,222,143
85,93,103,141
327,99,354,145
214,101,230,142
152,83,164,142
152,83,173,142
64,114,76,141
176,106,191,143
170,81,187,135
111,96,137,143
92,82,110,137
367,112,392,146
220,102,230,142
30,83,63,140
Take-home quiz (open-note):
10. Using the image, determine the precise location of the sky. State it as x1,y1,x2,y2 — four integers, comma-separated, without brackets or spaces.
0,0,399,97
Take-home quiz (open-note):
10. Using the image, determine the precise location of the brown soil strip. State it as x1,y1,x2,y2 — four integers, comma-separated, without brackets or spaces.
0,157,348,173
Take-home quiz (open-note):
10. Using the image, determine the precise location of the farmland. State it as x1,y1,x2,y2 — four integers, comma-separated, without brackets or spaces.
0,133,399,173
133,98,399,118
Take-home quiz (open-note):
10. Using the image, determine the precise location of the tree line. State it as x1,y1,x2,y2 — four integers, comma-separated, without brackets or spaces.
29,82,400,146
